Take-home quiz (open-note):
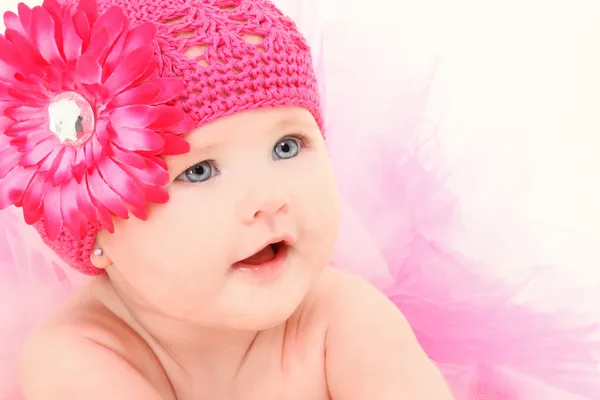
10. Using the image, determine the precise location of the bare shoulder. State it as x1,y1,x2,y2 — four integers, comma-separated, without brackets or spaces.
313,266,401,319
315,267,454,399
20,278,171,400
311,266,416,345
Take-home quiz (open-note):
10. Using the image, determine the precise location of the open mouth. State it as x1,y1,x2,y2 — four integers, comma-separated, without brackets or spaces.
234,241,288,267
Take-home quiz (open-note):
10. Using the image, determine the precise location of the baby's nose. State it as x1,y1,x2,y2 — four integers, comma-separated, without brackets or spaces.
237,185,290,223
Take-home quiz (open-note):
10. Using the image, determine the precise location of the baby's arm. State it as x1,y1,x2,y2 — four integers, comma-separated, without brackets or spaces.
324,272,454,400
20,326,163,400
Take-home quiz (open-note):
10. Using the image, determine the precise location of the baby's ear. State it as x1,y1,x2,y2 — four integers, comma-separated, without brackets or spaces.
90,246,112,270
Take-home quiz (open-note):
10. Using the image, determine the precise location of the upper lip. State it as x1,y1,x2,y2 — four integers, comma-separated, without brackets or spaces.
236,234,294,263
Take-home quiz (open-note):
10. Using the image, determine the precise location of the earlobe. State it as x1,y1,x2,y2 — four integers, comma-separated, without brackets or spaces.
90,247,113,269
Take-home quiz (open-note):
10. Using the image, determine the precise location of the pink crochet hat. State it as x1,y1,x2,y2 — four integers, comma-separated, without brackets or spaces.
0,0,321,275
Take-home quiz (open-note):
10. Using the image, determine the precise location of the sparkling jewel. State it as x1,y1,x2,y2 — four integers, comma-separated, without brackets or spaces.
48,92,95,146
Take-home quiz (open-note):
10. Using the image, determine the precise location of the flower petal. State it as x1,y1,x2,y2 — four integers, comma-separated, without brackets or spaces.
42,0,64,53
104,46,154,95
13,167,38,208
5,79,48,104
76,54,102,85
84,27,110,64
110,80,162,108
5,118,45,137
86,7,126,64
121,22,156,56
148,105,189,132
4,117,45,135
83,138,94,169
92,196,114,233
22,173,46,224
117,162,170,204
42,0,62,22
162,134,191,155
42,185,62,240
3,11,26,36
0,58,19,82
45,147,65,177
17,3,33,36
5,29,48,68
0,148,20,179
110,105,154,128
76,0,98,26
89,134,105,165
110,144,148,170
166,114,195,137
0,116,13,134
141,185,169,204
31,6,64,65
52,146,76,185
118,155,169,187
20,136,56,167
72,148,87,183
0,82,11,100
4,105,47,121
98,157,147,218
0,35,28,72
37,146,61,173
75,177,97,223
72,10,91,47
133,58,158,88
62,12,83,62
118,77,184,107
90,6,124,41
60,179,81,238
87,167,128,219
101,30,126,82
110,124,165,153
81,135,103,171
11,129,50,152
151,78,186,104
94,119,110,147
0,165,33,209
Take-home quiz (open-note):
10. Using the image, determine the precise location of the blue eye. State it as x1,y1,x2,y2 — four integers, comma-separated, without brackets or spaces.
273,137,301,160
177,160,217,183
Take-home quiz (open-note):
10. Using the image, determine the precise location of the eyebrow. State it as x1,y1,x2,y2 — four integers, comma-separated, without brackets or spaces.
273,117,315,133
183,131,220,153
187,141,217,152
164,139,216,171
179,114,315,154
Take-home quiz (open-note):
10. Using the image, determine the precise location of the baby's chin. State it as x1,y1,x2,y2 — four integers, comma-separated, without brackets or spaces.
218,270,318,331
221,286,311,331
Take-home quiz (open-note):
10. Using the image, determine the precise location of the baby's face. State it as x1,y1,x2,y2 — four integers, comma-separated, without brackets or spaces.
97,107,339,330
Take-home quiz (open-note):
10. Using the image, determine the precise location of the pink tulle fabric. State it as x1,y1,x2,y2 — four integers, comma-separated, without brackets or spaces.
318,8,600,398
1,0,600,400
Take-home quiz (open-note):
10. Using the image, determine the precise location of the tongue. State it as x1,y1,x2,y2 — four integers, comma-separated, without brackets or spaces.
239,245,275,265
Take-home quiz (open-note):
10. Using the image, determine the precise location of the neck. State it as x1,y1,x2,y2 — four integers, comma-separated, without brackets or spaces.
93,275,265,385
135,308,261,386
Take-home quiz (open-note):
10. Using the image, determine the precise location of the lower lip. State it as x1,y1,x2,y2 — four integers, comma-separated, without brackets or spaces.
231,245,289,279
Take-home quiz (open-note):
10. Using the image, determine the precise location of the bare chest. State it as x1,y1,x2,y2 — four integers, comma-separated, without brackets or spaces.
160,333,331,400
178,367,331,400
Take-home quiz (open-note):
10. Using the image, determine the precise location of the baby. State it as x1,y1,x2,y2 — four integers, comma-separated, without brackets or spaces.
1,0,453,398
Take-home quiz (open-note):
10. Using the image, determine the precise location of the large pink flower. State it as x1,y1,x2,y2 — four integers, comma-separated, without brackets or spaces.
0,0,193,240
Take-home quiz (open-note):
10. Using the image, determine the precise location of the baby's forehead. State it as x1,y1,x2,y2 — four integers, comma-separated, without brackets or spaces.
184,107,318,148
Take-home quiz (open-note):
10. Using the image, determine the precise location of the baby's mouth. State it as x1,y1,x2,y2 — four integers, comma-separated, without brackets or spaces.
233,241,288,268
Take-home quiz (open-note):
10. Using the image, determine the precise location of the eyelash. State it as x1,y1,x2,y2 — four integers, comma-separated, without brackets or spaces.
285,133,312,149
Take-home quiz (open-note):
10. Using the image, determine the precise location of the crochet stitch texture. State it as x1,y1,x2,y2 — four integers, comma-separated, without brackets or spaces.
62,0,323,126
